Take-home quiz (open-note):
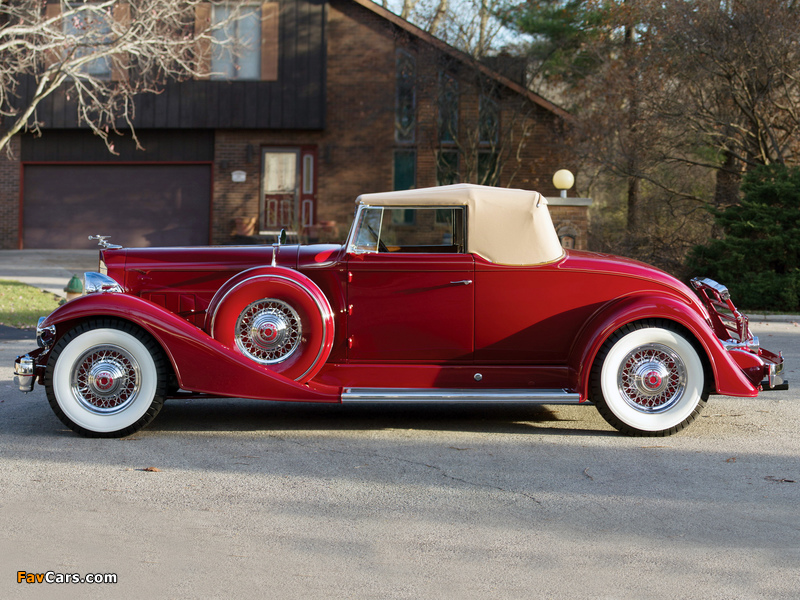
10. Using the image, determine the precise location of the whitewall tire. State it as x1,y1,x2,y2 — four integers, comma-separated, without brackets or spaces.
590,320,708,436
45,320,168,437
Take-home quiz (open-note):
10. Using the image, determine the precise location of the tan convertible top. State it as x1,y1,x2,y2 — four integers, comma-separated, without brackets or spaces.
356,184,565,266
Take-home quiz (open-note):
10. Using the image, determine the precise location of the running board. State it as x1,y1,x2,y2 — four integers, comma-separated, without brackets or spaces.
341,388,584,404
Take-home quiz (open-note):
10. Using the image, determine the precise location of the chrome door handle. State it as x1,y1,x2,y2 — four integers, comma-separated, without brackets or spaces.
450,280,472,285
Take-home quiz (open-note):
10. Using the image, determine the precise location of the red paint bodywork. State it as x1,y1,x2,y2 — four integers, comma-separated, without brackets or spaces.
36,242,766,402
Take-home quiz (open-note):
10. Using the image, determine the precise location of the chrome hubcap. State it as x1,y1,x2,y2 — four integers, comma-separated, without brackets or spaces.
617,343,687,413
235,299,302,364
71,345,141,414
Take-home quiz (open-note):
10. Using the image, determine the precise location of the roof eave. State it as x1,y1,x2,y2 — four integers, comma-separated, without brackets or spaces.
347,0,572,122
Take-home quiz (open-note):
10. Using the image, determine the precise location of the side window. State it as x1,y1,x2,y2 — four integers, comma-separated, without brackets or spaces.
350,207,465,254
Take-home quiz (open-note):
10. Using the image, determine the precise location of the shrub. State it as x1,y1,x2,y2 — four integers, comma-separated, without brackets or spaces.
686,164,800,311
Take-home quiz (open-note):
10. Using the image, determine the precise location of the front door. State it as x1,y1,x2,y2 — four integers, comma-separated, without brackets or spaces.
260,147,317,236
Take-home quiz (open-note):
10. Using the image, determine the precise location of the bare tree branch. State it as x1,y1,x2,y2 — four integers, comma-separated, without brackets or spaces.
0,0,245,155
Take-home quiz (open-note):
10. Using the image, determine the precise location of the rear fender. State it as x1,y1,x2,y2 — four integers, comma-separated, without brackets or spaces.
39,294,340,402
570,294,758,400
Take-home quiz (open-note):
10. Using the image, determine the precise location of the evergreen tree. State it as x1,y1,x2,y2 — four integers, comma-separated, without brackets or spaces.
687,164,800,311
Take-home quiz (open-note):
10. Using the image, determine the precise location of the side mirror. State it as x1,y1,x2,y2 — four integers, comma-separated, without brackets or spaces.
279,228,287,245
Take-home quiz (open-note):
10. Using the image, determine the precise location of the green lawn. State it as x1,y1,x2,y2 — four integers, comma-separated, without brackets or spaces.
0,280,62,329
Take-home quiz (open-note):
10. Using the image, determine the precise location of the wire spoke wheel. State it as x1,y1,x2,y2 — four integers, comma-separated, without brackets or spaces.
208,272,335,382
71,344,142,414
591,321,708,436
617,344,687,413
235,299,302,364
45,320,168,437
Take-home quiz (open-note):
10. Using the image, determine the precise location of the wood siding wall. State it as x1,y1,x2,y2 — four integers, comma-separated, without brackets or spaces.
21,0,326,131
21,130,215,162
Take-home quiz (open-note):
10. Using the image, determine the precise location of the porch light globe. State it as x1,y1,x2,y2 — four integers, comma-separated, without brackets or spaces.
553,169,575,198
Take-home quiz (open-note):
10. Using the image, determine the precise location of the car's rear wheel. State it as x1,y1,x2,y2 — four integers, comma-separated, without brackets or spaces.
590,320,708,436
44,319,168,437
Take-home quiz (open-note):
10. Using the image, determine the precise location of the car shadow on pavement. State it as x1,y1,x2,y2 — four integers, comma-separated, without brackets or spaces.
147,397,615,437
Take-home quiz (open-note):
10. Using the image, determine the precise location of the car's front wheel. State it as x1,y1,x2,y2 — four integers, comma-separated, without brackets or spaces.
44,320,169,437
590,320,708,436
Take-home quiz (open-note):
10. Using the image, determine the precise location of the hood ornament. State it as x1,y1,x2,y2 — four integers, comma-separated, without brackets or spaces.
88,235,122,249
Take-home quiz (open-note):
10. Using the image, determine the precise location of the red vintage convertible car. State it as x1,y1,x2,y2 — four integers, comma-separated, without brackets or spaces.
14,184,785,437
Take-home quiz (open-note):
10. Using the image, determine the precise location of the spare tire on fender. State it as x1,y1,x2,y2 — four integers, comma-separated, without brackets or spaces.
206,268,335,383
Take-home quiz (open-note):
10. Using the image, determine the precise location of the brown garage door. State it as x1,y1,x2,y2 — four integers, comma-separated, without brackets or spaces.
23,164,211,249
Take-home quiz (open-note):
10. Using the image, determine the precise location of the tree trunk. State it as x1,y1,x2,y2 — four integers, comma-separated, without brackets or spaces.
713,151,742,208
624,16,639,234
400,0,419,19
626,171,639,232
477,0,490,57
430,0,448,35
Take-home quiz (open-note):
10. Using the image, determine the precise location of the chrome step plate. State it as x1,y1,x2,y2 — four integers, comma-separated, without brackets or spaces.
341,388,584,404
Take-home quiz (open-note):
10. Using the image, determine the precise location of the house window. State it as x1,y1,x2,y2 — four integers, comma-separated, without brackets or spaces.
479,95,499,144
302,154,314,194
391,208,416,225
478,95,499,185
394,150,416,191
395,50,416,143
197,2,279,81
212,5,262,80
438,73,458,143
62,2,114,79
478,151,499,186
437,150,459,186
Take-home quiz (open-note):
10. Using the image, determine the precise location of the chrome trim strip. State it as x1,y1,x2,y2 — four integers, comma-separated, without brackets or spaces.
341,388,583,404
690,277,730,300
209,273,334,382
723,336,759,352
84,272,123,294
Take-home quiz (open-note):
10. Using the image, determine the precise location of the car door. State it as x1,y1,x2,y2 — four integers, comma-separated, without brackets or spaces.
346,206,474,363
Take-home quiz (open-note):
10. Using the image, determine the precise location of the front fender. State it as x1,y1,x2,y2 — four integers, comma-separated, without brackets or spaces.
39,294,340,402
570,293,758,400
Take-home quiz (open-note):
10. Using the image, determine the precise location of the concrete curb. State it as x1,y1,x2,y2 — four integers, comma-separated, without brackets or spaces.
748,314,800,323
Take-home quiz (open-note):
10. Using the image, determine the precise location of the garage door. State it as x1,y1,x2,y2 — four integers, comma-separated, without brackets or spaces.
23,164,211,249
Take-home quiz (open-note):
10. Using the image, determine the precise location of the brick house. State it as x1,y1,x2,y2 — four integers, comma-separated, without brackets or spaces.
0,0,587,250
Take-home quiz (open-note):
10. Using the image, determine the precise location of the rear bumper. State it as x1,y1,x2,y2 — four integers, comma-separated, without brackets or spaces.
762,347,787,390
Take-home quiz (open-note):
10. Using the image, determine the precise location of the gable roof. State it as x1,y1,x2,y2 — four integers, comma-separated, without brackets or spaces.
348,0,571,121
